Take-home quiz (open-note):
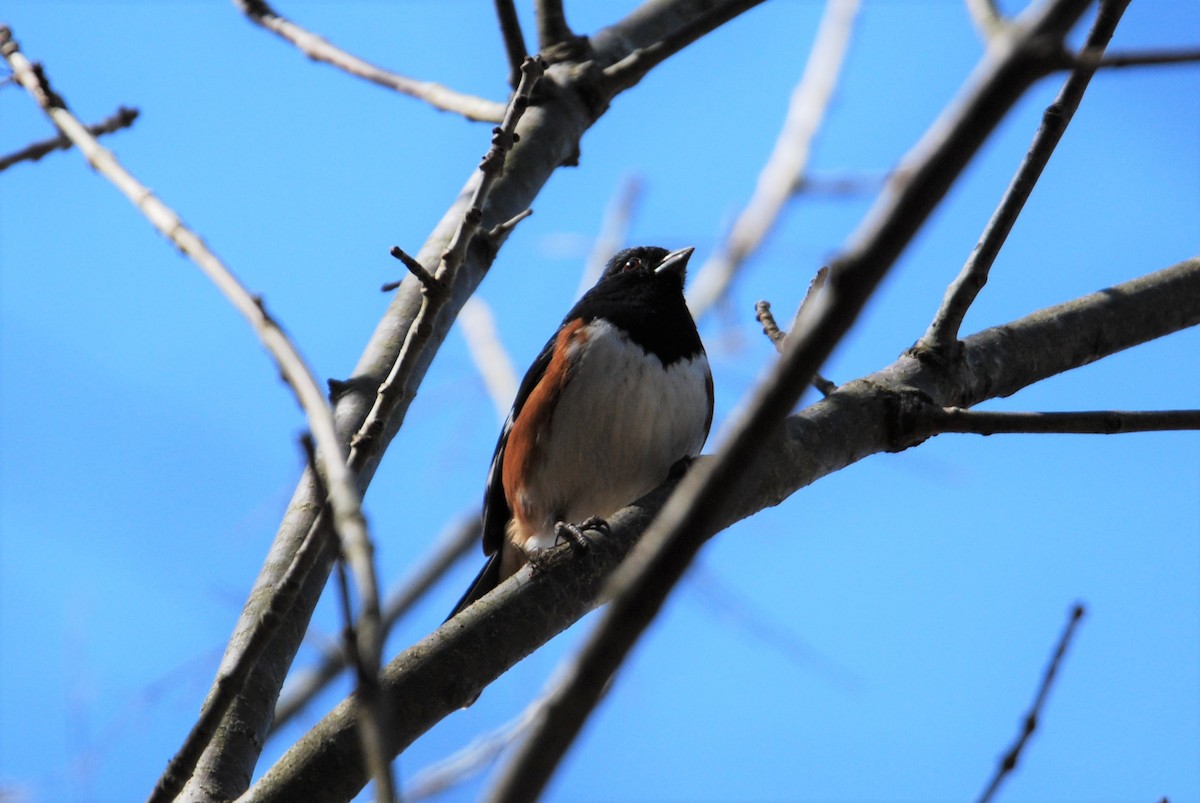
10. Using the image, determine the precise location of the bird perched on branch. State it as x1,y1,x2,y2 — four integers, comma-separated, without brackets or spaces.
447,245,713,620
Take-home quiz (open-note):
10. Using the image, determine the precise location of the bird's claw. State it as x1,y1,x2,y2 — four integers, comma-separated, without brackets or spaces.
554,516,608,550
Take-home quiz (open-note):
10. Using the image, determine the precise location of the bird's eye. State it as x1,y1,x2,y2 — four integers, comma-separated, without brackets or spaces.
622,257,642,272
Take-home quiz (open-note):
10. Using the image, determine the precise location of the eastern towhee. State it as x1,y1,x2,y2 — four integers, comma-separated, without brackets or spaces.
446,245,713,620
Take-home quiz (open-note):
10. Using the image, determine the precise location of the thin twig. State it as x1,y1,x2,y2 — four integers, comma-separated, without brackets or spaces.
576,174,643,296
234,0,505,122
755,301,788,352
350,56,544,461
687,0,860,318
977,605,1087,803
755,267,837,394
0,105,138,172
601,0,768,95
0,27,390,802
407,700,545,800
921,0,1132,354
304,437,396,803
271,516,480,733
459,298,519,422
386,246,444,297
1067,46,1200,69
965,0,1011,42
487,2,1099,800
482,207,534,245
493,0,528,87
927,407,1200,436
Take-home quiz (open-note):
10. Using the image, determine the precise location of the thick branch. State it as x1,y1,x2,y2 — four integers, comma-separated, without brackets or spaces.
234,0,506,122
490,2,1102,795
0,29,390,802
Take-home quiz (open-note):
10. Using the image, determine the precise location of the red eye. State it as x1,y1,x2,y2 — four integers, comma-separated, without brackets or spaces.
622,257,642,272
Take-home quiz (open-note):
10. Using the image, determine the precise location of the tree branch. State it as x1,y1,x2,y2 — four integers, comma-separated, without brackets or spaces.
922,0,1132,354
597,0,769,94
233,0,506,122
535,0,575,53
916,407,1200,436
686,0,860,318
977,605,1087,803
0,28,390,802
0,105,138,172
270,516,480,733
243,255,1200,803
492,0,528,87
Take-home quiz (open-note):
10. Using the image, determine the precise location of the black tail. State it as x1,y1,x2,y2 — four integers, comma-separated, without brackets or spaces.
445,553,502,622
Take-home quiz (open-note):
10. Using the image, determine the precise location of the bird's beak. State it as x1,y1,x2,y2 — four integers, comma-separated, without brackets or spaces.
654,246,695,278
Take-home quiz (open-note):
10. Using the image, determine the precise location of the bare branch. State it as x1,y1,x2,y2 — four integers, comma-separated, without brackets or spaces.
493,0,528,87
244,255,1200,803
407,700,543,800
1068,46,1200,69
459,298,519,422
271,516,480,733
0,105,138,172
233,0,506,123
599,0,769,94
576,174,643,296
686,0,860,318
918,407,1200,436
754,300,789,353
386,246,444,297
0,28,388,801
488,1,1102,799
350,56,545,463
977,605,1087,803
756,276,836,395
921,0,1132,354
965,0,1011,42
535,0,575,52
306,437,395,803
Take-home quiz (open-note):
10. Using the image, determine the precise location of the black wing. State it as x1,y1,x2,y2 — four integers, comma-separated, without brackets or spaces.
480,329,559,556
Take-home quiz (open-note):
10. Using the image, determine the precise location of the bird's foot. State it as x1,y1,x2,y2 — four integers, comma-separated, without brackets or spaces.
554,516,609,550
668,455,696,479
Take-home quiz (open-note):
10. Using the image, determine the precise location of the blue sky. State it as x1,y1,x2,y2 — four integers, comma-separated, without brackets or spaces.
1,2,1197,802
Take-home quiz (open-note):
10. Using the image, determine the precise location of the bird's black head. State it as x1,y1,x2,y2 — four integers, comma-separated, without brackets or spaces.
599,245,694,285
570,245,701,366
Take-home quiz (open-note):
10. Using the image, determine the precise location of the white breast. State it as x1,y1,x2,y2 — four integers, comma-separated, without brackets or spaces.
519,319,710,550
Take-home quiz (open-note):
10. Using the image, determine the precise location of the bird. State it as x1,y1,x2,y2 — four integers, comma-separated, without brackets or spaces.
446,245,713,621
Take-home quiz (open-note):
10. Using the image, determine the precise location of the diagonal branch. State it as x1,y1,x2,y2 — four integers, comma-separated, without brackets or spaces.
921,0,1131,354
0,26,390,803
270,516,480,733
244,254,1200,803
233,0,506,122
598,0,769,94
977,605,1087,803
0,105,138,172
686,0,860,318
489,1,1109,796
